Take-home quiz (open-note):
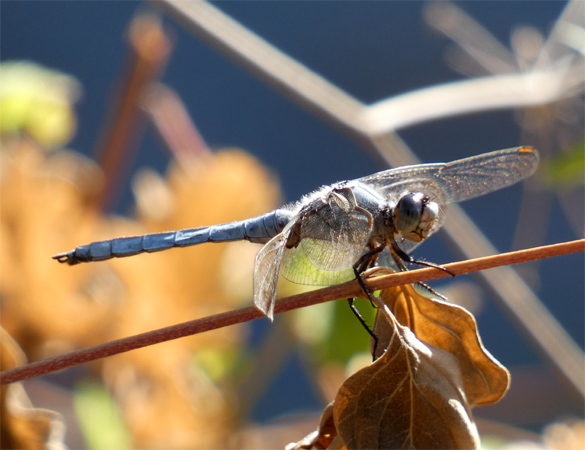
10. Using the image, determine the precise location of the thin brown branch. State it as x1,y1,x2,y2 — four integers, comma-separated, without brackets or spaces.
1,239,582,386
365,238,585,290
94,12,173,212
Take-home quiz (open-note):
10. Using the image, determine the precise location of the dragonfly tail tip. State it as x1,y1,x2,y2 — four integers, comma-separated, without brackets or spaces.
52,252,76,265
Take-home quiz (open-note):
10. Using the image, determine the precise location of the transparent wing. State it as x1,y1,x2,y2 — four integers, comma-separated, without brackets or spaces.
358,147,539,204
357,147,538,256
298,201,372,271
253,230,290,321
279,243,357,286
280,197,373,286
430,146,539,203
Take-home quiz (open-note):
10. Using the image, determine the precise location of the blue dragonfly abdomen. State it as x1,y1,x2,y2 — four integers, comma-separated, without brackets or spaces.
53,208,295,265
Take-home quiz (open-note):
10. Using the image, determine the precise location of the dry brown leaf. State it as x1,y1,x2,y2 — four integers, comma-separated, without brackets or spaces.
289,282,511,449
96,149,281,448
0,328,66,450
0,139,114,359
1,138,282,448
373,284,510,407
286,403,344,450
334,302,481,450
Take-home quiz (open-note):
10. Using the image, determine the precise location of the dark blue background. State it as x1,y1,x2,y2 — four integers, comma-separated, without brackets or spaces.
3,0,581,432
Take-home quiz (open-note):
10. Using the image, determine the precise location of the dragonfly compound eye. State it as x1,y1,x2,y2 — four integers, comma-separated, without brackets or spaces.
394,192,424,234
418,200,439,240
393,192,440,243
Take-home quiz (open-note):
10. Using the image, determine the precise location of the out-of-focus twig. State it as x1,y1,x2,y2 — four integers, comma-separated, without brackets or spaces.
147,0,386,161
555,21,585,55
141,83,211,168
424,1,518,74
94,12,173,212
152,0,583,139
361,69,579,134
1,239,583,386
424,1,584,269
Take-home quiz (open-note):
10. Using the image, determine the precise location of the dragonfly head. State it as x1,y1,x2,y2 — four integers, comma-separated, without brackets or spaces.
394,192,440,243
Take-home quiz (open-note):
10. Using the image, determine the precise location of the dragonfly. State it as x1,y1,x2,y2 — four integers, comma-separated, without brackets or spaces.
54,146,539,320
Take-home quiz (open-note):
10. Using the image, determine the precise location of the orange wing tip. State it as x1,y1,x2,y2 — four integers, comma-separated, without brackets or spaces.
518,146,536,153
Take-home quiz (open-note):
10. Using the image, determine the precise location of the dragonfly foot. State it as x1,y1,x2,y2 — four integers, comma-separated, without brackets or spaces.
391,240,455,276
415,281,449,301
411,259,455,277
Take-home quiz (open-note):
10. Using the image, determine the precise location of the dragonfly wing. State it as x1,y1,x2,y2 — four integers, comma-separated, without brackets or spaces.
357,163,445,199
253,231,289,321
280,197,372,286
300,208,372,271
279,241,358,286
427,146,539,203
357,147,538,255
358,147,539,204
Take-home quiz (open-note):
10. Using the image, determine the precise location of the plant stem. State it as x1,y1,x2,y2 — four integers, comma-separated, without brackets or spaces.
1,239,583,385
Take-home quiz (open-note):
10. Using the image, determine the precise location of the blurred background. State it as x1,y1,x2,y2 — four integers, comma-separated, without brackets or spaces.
1,1,583,449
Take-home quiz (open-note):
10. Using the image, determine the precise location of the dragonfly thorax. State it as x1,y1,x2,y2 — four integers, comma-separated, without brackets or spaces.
393,192,439,243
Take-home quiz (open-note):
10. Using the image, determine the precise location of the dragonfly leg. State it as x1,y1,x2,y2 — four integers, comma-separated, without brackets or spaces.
353,245,385,307
346,298,378,358
351,250,386,360
390,240,455,277
414,281,449,301
354,245,385,274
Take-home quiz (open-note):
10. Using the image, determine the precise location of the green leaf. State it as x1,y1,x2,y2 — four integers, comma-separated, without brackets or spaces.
0,60,80,147
321,297,376,364
542,140,585,189
74,379,132,450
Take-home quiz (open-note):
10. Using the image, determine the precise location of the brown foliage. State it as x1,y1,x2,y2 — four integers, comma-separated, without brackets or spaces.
0,138,281,448
0,328,65,449
290,284,510,450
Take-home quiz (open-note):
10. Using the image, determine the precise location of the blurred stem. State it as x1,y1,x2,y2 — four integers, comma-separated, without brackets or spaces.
94,12,172,212
141,83,211,169
2,239,583,386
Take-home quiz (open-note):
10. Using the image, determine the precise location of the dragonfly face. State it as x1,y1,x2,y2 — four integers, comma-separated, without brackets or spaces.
393,192,440,243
